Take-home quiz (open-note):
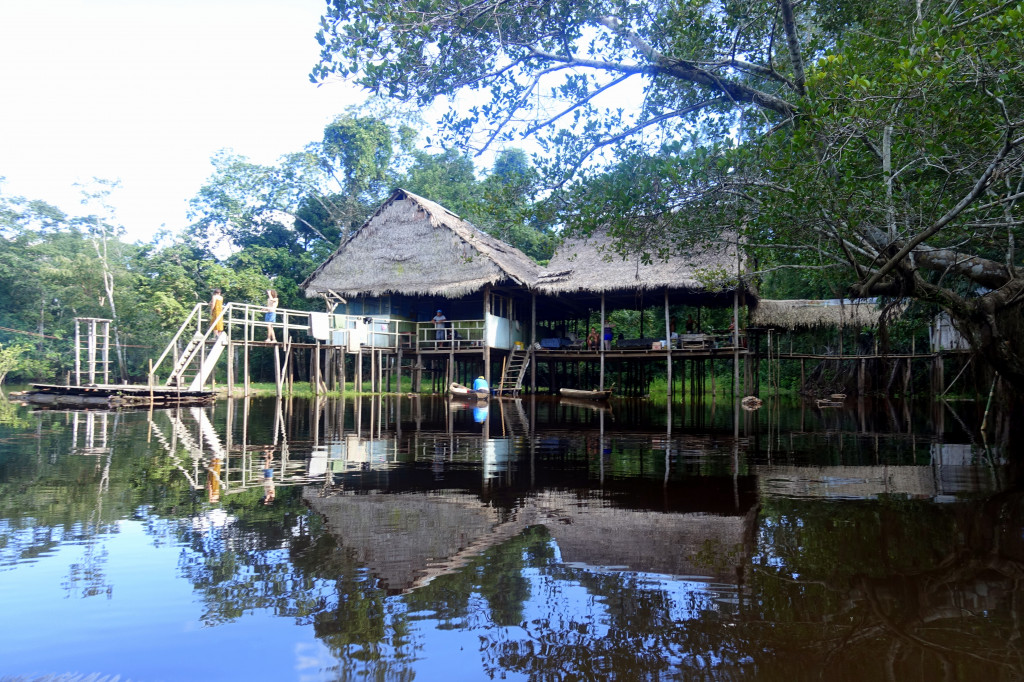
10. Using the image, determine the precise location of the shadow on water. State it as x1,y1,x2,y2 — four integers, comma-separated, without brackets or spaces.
0,392,1020,681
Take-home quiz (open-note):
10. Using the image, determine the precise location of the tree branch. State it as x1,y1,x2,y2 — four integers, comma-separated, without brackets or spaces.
859,129,1020,294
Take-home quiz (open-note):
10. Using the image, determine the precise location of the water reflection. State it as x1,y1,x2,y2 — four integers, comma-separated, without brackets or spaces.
0,394,1019,680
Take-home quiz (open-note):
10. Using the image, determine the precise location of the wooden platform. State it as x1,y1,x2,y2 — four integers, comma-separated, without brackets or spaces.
18,383,215,409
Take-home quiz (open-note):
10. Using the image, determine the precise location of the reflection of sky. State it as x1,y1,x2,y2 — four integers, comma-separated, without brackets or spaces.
0,519,334,680
0,511,735,680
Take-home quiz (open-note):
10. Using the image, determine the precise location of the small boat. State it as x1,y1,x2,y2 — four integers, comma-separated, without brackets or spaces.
816,398,843,408
448,382,489,399
558,387,613,401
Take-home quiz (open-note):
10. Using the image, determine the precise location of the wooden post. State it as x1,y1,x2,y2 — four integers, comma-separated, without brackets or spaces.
340,347,348,393
483,285,492,389
227,337,234,395
286,341,293,394
664,289,672,401
447,332,455,391
356,347,363,394
274,344,283,398
88,319,97,385
101,320,110,385
732,289,740,398
397,344,404,394
244,310,250,397
372,349,378,393
313,343,321,395
74,320,82,386
599,293,606,392
530,292,537,393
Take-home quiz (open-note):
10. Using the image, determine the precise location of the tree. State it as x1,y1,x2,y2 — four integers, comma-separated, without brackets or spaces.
0,343,28,386
313,0,1024,387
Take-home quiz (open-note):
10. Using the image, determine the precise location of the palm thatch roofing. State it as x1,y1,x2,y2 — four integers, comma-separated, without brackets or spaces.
535,231,746,298
750,298,892,329
301,188,540,299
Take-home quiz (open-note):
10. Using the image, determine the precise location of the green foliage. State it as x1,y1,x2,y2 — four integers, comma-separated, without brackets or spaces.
0,343,28,384
312,0,1024,385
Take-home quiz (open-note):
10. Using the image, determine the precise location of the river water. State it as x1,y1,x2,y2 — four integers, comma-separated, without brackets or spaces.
0,394,1019,681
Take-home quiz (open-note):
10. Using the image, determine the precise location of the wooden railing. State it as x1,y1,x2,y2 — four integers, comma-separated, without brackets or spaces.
414,319,486,350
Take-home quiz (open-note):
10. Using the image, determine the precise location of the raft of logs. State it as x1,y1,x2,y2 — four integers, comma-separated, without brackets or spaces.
15,383,215,409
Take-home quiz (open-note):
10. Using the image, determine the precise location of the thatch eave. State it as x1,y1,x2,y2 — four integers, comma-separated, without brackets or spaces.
750,298,896,330
301,188,540,300
535,231,748,297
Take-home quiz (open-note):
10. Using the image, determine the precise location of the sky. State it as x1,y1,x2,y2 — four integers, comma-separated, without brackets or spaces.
0,0,363,243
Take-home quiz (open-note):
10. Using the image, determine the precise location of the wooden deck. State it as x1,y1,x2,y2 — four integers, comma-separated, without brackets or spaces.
18,383,215,409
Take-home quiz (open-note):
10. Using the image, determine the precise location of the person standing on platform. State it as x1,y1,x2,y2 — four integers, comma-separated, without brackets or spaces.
209,288,225,334
264,288,279,342
432,309,447,343
602,321,615,350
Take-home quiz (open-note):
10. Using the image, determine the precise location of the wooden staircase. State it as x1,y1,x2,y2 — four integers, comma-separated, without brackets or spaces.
166,331,228,390
495,348,530,395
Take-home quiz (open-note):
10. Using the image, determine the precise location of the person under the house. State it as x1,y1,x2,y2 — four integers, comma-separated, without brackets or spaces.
432,309,447,344
587,327,599,350
473,375,489,392
264,288,279,342
209,288,225,334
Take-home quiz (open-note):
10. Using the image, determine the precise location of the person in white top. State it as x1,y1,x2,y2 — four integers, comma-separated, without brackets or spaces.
432,309,447,342
265,289,279,341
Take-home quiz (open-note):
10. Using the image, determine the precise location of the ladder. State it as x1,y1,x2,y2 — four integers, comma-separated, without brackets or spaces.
166,331,227,390
495,348,530,395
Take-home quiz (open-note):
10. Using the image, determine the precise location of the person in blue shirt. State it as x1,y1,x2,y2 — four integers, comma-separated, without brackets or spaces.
472,375,488,392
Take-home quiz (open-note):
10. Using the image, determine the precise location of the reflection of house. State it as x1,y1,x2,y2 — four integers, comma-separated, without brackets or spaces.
304,487,757,593
755,461,996,500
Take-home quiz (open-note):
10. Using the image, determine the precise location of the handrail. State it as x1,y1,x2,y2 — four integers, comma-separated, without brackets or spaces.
149,303,204,382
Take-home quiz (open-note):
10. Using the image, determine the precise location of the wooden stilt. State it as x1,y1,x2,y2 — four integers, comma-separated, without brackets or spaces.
356,347,363,394
664,289,672,401
732,289,740,398
244,314,250,397
274,344,282,398
599,293,606,391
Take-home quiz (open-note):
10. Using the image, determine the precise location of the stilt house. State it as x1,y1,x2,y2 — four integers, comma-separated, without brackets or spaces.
300,188,540,387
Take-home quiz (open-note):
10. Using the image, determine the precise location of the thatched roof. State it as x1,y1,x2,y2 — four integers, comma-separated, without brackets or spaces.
535,231,744,296
750,298,890,329
301,189,540,299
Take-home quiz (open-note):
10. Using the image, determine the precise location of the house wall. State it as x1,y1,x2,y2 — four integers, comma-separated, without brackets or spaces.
486,313,526,350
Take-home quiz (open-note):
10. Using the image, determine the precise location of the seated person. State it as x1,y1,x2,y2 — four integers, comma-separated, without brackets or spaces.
472,375,489,392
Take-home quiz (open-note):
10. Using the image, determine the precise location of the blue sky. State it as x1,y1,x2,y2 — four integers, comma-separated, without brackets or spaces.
0,0,361,242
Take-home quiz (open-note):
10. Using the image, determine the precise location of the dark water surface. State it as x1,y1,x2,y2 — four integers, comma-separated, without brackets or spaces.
0,394,1020,681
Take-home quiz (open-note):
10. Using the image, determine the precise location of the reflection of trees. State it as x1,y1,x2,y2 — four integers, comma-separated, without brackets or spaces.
467,495,1024,681
0,412,191,576
733,493,1024,679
